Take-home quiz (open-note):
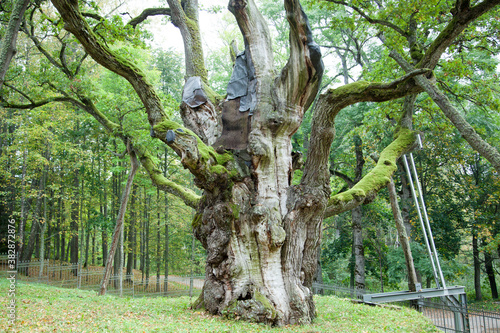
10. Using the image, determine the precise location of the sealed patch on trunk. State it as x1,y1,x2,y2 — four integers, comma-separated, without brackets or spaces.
182,76,208,108
213,98,250,150
226,51,257,114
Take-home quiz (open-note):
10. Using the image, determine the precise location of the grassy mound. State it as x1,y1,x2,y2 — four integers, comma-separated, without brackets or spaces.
0,279,438,332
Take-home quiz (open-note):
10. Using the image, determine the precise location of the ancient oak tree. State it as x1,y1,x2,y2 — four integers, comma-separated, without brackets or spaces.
41,0,500,326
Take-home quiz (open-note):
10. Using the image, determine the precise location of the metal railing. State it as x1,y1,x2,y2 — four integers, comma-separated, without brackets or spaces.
313,282,500,332
420,300,500,333
0,255,203,298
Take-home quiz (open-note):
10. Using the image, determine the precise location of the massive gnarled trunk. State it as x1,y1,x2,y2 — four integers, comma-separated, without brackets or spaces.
188,0,325,324
49,0,425,326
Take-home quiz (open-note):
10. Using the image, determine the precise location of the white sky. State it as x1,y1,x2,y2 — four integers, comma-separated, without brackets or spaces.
126,0,230,55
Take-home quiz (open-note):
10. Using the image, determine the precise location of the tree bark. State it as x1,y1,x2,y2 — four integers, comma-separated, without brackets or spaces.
387,176,418,292
126,185,136,282
18,149,28,258
39,188,48,280
101,182,108,266
99,151,139,296
398,160,413,237
0,0,30,89
145,196,150,289
20,174,45,263
163,151,169,295
156,189,161,293
352,206,364,297
70,171,79,275
484,248,498,299
352,136,365,297
472,227,482,301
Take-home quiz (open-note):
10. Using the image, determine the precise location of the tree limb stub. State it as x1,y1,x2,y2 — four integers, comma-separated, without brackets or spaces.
167,0,208,81
50,0,167,127
278,0,324,112
228,0,274,78
153,120,237,190
324,128,418,218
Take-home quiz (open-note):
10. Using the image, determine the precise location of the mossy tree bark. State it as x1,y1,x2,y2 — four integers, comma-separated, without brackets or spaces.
0,0,30,89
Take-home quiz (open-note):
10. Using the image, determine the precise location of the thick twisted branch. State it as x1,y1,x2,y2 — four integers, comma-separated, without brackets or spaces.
127,8,172,28
324,128,417,218
50,0,167,126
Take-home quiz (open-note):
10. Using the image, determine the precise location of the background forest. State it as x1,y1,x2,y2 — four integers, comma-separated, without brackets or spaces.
1,0,499,304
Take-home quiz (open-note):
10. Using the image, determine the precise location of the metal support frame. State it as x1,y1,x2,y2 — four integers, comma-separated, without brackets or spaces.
362,286,465,303
361,135,470,331
403,152,446,289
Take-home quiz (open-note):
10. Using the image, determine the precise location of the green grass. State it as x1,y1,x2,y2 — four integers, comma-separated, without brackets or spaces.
0,279,438,332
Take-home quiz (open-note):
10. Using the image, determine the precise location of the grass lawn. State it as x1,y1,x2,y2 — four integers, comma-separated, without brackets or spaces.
0,279,438,332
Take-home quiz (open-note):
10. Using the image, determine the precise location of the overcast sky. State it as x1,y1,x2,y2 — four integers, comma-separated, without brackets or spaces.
126,0,231,55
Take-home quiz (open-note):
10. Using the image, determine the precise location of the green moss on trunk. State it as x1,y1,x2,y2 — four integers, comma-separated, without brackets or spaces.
329,128,416,207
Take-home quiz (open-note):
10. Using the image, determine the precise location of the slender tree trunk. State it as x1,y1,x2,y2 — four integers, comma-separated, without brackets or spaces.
92,227,95,266
126,185,136,281
119,210,124,296
70,171,79,275
65,242,70,262
99,151,139,296
352,136,365,297
0,0,30,89
164,218,169,295
145,196,150,289
59,182,65,264
35,230,40,259
156,189,161,293
101,184,108,266
484,249,498,299
140,189,145,281
18,149,28,258
352,206,365,297
398,161,414,238
163,150,169,295
45,191,52,260
20,174,45,263
472,227,482,301
387,176,418,291
61,229,66,263
84,222,90,268
39,189,48,280
55,198,60,261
